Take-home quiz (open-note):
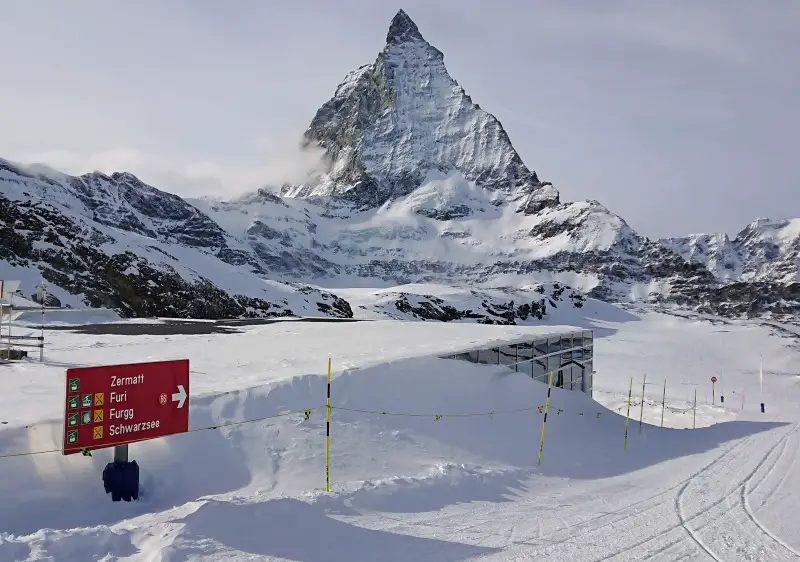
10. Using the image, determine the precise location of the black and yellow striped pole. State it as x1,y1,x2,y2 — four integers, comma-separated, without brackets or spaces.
537,372,554,465
624,377,633,450
325,357,332,493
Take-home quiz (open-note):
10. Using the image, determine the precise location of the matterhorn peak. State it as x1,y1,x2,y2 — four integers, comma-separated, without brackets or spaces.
386,9,425,45
284,8,559,215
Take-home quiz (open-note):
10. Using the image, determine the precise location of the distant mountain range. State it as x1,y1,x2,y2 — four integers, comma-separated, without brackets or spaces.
1,10,798,322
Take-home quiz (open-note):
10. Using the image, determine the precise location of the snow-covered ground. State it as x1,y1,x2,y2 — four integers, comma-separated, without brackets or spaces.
1,306,799,561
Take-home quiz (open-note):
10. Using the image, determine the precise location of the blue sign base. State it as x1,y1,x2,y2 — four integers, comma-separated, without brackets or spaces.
103,460,139,502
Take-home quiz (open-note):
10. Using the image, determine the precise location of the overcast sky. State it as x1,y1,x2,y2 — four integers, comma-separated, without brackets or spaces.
1,1,798,239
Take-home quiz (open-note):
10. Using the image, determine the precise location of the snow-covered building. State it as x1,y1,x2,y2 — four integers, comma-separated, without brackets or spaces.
445,328,594,396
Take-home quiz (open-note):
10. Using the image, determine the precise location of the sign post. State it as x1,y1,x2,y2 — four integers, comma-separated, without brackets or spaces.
711,376,717,405
34,280,46,361
62,359,190,501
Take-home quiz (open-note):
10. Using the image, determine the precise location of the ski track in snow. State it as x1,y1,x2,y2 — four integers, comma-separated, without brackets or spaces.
351,426,800,561
670,424,800,561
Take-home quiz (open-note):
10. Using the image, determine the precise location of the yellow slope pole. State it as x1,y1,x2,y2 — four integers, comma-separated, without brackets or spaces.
326,357,332,492
537,372,554,466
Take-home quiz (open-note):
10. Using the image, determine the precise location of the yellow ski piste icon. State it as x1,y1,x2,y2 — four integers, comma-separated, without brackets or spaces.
93,426,103,440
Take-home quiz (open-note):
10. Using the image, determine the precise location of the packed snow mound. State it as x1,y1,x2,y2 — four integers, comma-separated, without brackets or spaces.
0,320,594,427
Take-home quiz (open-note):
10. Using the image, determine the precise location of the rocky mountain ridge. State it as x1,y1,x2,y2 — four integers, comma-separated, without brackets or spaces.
661,218,800,284
1,10,797,322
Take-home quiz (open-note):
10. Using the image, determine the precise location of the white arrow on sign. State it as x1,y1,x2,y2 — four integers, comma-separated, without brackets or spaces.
172,385,187,409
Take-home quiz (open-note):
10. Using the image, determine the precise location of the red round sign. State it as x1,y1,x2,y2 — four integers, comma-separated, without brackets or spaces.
711,376,717,383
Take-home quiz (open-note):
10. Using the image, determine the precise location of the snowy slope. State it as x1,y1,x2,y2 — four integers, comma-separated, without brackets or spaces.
1,308,800,560
190,185,637,286
0,158,605,324
0,159,353,319
3,153,695,318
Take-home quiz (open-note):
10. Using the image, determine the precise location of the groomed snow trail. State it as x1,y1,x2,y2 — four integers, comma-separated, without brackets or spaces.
670,423,800,561
336,424,800,561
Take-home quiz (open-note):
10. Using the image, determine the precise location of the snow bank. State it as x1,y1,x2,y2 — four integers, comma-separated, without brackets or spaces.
0,320,584,428
0,357,779,540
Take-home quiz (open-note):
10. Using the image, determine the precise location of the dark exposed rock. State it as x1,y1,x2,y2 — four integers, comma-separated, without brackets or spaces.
416,205,473,221
388,290,553,325
0,190,350,319
387,9,425,45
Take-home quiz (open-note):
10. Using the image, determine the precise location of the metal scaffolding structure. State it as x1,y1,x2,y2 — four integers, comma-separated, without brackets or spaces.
1,279,46,361
444,328,595,396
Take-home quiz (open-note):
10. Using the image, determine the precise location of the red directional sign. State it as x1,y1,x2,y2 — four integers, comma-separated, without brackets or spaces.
711,376,717,383
62,359,189,455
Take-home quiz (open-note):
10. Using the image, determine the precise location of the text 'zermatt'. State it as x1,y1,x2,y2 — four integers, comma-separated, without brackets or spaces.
111,373,144,387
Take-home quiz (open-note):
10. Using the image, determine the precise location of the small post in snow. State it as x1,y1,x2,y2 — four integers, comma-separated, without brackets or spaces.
693,389,697,429
759,355,765,414
661,379,666,428
624,377,633,450
639,373,647,433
